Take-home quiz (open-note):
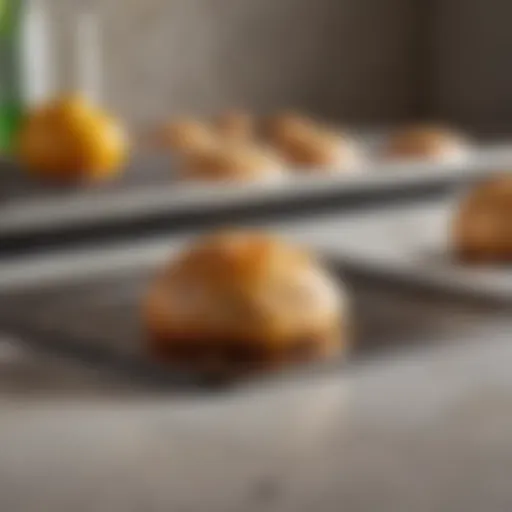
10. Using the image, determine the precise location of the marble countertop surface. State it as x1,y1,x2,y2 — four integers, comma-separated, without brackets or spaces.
1,313,512,512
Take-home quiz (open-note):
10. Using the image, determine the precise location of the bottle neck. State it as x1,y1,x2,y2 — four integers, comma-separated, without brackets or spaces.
20,0,53,108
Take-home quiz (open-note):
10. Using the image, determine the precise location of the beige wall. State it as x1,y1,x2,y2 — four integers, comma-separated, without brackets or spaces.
427,0,512,132
60,0,419,126
52,0,512,131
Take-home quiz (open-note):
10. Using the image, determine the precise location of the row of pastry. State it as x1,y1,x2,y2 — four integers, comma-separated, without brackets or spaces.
154,110,470,182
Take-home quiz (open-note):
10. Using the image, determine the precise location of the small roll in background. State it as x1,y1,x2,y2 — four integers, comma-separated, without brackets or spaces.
383,124,471,164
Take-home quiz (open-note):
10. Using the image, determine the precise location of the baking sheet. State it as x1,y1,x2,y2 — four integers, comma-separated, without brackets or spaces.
298,199,512,303
2,140,512,240
0,218,501,386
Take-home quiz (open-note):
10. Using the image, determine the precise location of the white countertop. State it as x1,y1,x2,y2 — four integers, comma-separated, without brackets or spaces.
1,199,512,511
1,319,512,512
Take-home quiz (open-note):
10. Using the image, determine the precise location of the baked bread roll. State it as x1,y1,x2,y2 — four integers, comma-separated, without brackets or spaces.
215,109,254,141
264,111,318,146
143,231,348,374
153,118,216,154
385,125,468,162
453,174,512,263
181,142,285,183
275,128,362,171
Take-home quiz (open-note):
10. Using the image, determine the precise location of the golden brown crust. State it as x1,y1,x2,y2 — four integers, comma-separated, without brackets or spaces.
262,111,361,170
385,125,468,161
275,129,361,170
143,231,347,373
180,142,285,182
153,118,217,154
215,109,254,141
264,112,318,146
453,174,512,263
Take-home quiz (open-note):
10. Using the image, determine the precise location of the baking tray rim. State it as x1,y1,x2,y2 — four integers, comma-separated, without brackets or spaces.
0,198,510,307
2,147,511,237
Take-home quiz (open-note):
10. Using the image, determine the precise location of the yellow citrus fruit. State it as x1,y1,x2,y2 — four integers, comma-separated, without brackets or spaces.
18,93,129,183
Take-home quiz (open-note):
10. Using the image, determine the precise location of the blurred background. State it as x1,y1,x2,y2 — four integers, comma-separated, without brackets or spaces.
2,1,512,511
50,0,419,125
44,0,512,131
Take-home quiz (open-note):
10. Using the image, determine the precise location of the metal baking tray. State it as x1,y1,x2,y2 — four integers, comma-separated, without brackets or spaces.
296,197,512,304
0,217,504,387
1,139,512,245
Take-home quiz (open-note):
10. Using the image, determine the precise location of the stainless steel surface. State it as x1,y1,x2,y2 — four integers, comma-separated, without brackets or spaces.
3,196,511,302
2,144,511,238
0,332,138,397
0,265,497,386
303,198,512,303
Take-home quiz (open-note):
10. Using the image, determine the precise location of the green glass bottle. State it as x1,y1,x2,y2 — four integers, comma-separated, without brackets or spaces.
0,0,24,152
0,0,52,153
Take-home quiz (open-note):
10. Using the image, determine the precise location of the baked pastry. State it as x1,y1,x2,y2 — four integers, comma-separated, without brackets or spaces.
215,109,254,141
275,128,362,171
453,174,512,263
385,125,469,162
143,231,347,375
264,111,318,146
153,118,216,154
181,142,285,183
